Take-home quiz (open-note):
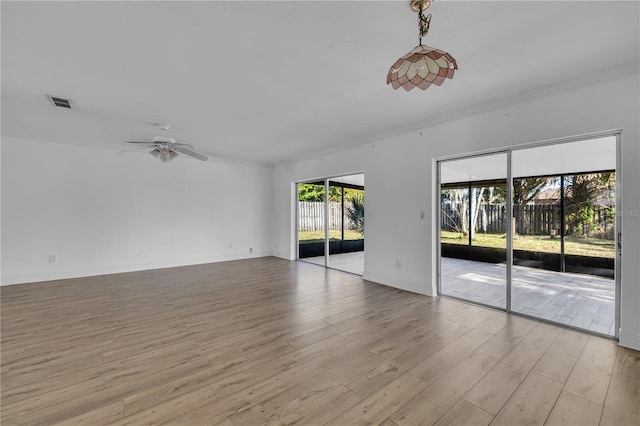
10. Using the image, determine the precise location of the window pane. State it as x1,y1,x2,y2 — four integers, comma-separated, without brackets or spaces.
440,153,507,309
297,182,326,266
511,142,616,336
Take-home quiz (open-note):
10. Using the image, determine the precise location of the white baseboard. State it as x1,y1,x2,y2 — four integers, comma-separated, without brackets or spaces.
619,329,640,351
363,271,435,297
272,250,294,261
1,251,273,286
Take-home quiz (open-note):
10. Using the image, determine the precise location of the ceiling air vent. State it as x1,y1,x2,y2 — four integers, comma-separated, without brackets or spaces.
47,95,72,109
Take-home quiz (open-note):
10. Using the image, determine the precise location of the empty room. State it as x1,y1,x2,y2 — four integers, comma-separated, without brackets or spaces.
1,1,639,425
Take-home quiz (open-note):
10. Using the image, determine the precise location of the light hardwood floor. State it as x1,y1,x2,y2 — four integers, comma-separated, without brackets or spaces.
302,251,365,276
1,257,638,425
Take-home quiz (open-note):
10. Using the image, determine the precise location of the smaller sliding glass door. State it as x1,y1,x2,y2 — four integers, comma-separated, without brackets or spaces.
327,180,365,275
297,174,365,275
297,181,326,267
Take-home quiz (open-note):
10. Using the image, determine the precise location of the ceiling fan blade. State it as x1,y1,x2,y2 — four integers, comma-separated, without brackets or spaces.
172,142,194,148
174,146,208,161
125,141,154,144
117,145,152,154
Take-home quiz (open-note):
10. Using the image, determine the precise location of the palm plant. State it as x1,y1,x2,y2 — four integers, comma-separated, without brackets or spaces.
347,194,365,237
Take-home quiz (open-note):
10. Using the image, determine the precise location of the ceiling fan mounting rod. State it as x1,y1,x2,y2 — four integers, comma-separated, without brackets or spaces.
152,135,176,144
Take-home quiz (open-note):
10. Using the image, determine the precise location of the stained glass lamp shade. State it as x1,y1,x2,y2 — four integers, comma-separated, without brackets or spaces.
388,0,457,91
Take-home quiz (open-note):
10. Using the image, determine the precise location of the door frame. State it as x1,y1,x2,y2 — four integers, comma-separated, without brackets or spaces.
436,129,622,339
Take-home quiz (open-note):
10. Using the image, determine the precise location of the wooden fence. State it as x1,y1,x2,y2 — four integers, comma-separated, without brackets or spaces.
442,204,614,236
298,202,358,231
441,204,507,234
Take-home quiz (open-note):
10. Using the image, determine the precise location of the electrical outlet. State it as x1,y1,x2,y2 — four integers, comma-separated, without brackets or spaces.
395,260,402,270
420,211,425,220
49,255,57,264
228,242,233,249
249,247,253,253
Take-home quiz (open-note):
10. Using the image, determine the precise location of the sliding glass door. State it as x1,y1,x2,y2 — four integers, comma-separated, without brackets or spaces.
438,134,619,337
510,137,617,335
297,181,326,267
328,179,365,275
439,153,508,310
297,174,365,276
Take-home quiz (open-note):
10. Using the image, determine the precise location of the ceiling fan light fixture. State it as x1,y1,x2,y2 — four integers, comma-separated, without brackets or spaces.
388,0,457,92
150,146,177,162
128,125,207,162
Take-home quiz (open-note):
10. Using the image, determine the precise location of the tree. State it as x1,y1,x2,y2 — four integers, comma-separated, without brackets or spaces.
442,188,469,236
297,184,342,202
442,185,505,239
565,172,615,238
513,177,553,206
513,177,555,235
346,194,365,237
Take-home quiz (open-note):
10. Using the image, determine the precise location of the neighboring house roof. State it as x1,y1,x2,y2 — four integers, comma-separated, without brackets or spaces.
531,188,561,205
530,187,615,207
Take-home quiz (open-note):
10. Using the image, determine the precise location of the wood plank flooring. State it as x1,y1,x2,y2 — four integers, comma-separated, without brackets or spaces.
302,251,364,276
1,257,638,425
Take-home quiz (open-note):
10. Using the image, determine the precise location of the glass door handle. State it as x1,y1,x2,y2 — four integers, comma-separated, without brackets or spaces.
618,232,622,256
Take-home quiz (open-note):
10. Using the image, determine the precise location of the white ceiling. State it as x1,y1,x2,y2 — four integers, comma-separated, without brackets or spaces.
2,1,638,165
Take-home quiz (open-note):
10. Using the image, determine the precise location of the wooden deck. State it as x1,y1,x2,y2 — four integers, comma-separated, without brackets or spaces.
441,257,616,336
1,257,637,425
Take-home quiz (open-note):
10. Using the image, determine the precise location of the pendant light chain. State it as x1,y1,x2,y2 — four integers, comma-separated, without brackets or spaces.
418,10,431,45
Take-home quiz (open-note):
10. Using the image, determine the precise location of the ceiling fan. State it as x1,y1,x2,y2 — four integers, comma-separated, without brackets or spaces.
125,126,208,162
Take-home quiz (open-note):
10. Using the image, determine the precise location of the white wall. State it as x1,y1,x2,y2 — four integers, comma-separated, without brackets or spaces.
1,137,273,284
2,75,638,350
272,73,640,350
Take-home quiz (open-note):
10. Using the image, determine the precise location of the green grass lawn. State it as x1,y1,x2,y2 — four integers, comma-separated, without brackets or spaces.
300,229,613,257
299,230,363,242
441,231,614,258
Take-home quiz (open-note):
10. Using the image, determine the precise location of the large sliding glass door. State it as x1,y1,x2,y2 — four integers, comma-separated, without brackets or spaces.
438,134,619,337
